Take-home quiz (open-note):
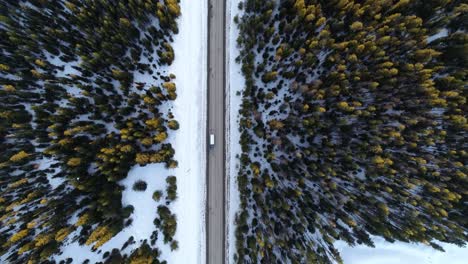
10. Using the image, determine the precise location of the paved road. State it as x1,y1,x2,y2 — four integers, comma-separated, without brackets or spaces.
206,0,226,263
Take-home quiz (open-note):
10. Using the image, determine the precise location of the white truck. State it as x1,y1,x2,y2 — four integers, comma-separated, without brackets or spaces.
210,133,215,147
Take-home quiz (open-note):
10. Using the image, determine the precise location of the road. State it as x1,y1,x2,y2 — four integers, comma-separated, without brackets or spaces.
206,0,226,263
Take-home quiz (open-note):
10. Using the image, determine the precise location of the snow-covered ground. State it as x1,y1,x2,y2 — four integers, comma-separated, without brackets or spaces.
335,237,468,264
55,1,207,263
226,0,244,263
164,0,207,263
58,165,179,263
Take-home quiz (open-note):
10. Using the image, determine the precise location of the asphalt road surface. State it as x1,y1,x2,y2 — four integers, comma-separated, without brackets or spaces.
206,0,226,263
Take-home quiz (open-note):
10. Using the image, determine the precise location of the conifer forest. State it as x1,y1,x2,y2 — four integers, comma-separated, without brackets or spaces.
1,0,181,263
1,0,467,263
233,0,467,263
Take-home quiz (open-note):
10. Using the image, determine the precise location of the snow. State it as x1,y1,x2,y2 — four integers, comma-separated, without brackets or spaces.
57,164,181,263
46,54,81,79
38,157,65,189
334,237,468,264
56,166,171,263
162,0,207,262
120,164,171,242
226,0,244,263
427,28,449,43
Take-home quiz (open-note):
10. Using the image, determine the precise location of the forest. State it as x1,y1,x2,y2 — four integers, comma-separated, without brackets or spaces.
233,0,467,263
1,0,181,263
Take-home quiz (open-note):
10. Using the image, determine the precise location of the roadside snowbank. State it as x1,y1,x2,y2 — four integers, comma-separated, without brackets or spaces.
226,0,244,263
163,0,207,263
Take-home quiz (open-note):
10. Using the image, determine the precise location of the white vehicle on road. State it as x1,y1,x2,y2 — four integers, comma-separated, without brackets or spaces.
209,133,215,146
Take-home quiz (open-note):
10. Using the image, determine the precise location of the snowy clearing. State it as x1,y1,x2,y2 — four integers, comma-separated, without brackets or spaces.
226,0,244,263
334,236,468,264
58,165,177,264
